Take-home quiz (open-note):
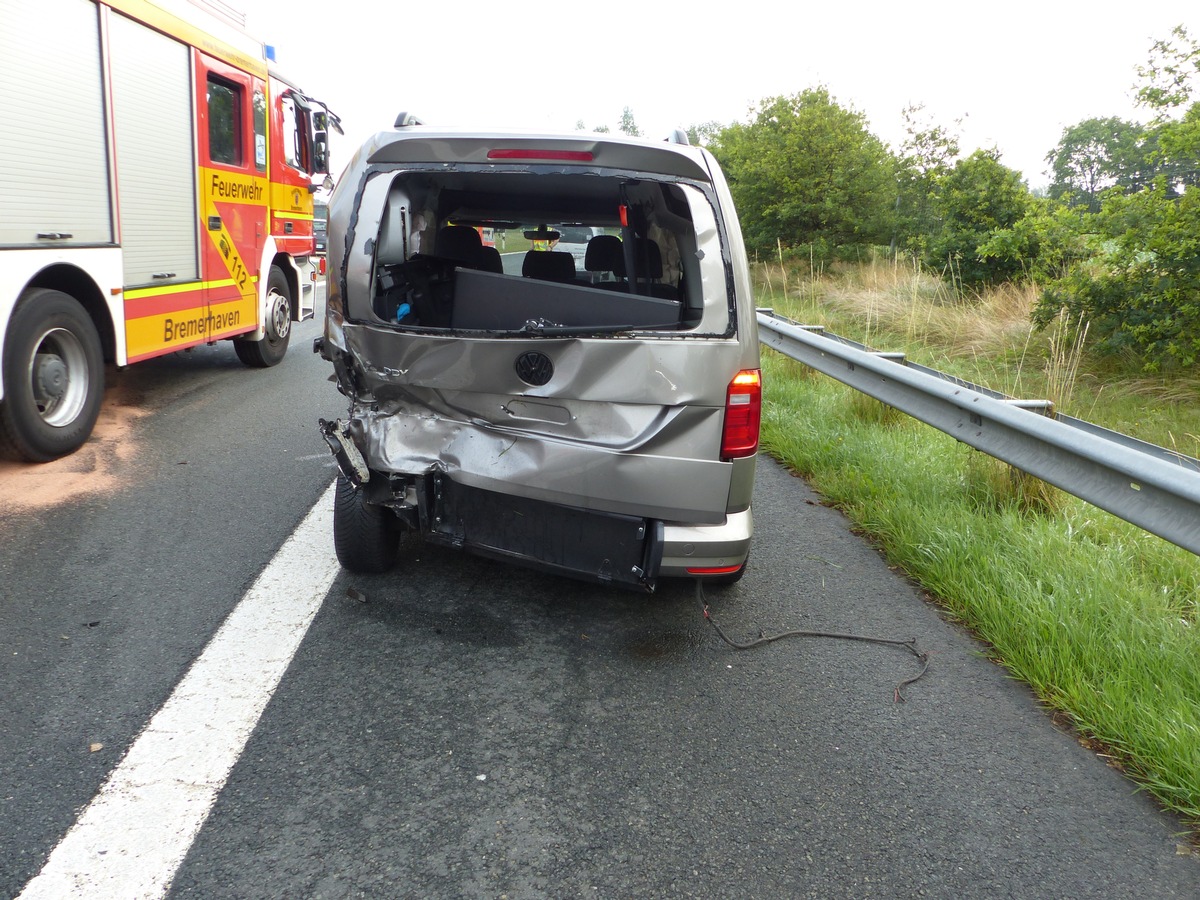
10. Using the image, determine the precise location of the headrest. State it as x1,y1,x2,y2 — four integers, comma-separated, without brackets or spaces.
477,246,504,273
522,251,577,282
584,234,624,272
436,225,483,264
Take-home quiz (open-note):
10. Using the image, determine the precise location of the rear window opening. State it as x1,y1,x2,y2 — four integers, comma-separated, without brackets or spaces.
367,169,728,335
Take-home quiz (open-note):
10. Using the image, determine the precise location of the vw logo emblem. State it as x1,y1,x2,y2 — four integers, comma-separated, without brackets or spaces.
514,351,553,386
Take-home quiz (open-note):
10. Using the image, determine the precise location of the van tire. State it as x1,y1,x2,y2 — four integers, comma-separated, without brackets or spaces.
234,266,291,368
0,289,105,462
333,475,400,573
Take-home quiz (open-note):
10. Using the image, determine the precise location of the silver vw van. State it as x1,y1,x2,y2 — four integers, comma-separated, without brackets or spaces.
318,119,759,590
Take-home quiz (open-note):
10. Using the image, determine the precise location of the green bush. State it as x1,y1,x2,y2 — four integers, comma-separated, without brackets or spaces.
924,150,1032,289
1037,182,1200,370
978,197,1096,284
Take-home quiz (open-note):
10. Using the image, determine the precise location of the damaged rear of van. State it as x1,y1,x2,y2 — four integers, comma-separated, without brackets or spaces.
317,120,759,591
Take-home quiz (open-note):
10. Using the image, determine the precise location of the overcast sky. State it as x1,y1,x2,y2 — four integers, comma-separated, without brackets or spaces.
238,0,1196,189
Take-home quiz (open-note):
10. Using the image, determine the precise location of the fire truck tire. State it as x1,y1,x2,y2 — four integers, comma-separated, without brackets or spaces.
234,265,291,368
333,474,401,573
0,289,105,463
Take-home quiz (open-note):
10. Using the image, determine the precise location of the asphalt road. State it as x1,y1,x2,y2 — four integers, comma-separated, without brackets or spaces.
1,288,1196,898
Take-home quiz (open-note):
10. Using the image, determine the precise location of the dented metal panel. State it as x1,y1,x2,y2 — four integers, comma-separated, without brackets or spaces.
340,327,741,403
339,329,744,522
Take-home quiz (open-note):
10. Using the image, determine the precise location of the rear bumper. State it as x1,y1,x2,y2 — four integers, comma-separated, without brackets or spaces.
321,420,753,589
659,508,754,577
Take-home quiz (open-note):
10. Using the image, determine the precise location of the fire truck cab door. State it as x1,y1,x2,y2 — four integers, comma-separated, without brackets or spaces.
197,52,266,344
273,88,318,321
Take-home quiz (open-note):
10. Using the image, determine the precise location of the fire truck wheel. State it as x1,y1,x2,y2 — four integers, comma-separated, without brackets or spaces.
333,474,401,573
0,289,105,463
234,265,291,368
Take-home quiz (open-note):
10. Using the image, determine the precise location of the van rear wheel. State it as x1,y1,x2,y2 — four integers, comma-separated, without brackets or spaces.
333,475,400,573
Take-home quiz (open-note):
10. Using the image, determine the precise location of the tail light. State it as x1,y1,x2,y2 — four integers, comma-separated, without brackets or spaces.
687,564,743,576
720,369,761,460
318,257,326,275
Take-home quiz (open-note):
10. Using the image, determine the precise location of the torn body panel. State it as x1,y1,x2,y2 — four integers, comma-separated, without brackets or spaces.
349,404,730,523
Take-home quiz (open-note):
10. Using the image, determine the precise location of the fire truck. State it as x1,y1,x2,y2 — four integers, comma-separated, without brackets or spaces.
0,0,339,461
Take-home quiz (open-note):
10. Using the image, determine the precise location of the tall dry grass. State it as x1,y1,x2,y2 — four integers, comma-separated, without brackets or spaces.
759,253,1155,423
757,251,1200,502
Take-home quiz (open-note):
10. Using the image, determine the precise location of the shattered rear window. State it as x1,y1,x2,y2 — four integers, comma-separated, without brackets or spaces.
367,168,730,335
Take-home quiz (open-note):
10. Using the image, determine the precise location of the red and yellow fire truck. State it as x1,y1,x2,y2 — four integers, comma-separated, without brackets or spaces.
0,0,339,461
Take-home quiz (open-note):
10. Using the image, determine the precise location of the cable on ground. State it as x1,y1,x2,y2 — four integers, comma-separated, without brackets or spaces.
695,580,932,703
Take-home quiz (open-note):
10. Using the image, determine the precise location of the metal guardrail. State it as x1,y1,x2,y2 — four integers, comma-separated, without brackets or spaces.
757,309,1200,556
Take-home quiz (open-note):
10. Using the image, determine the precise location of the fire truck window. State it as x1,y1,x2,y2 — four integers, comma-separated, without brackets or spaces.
253,89,267,173
207,76,242,166
280,95,307,173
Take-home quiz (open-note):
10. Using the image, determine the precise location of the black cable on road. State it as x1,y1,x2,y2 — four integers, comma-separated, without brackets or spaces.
695,580,932,703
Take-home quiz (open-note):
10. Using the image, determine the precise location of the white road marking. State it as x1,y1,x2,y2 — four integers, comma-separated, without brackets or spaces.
295,453,333,463
19,481,340,900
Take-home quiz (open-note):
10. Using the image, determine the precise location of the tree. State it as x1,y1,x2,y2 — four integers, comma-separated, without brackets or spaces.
708,89,896,256
925,149,1031,288
1045,117,1147,210
1136,24,1199,111
1029,25,1200,370
894,104,961,253
618,107,641,137
685,120,724,147
1136,25,1200,190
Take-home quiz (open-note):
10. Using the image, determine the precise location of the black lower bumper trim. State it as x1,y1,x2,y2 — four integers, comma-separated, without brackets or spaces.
422,474,663,591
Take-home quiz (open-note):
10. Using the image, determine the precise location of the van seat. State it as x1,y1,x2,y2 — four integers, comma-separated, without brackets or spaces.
436,225,484,264
478,245,504,273
584,234,623,280
604,237,679,300
522,250,577,282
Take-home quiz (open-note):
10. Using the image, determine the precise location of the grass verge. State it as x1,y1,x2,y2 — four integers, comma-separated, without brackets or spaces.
758,257,1200,826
